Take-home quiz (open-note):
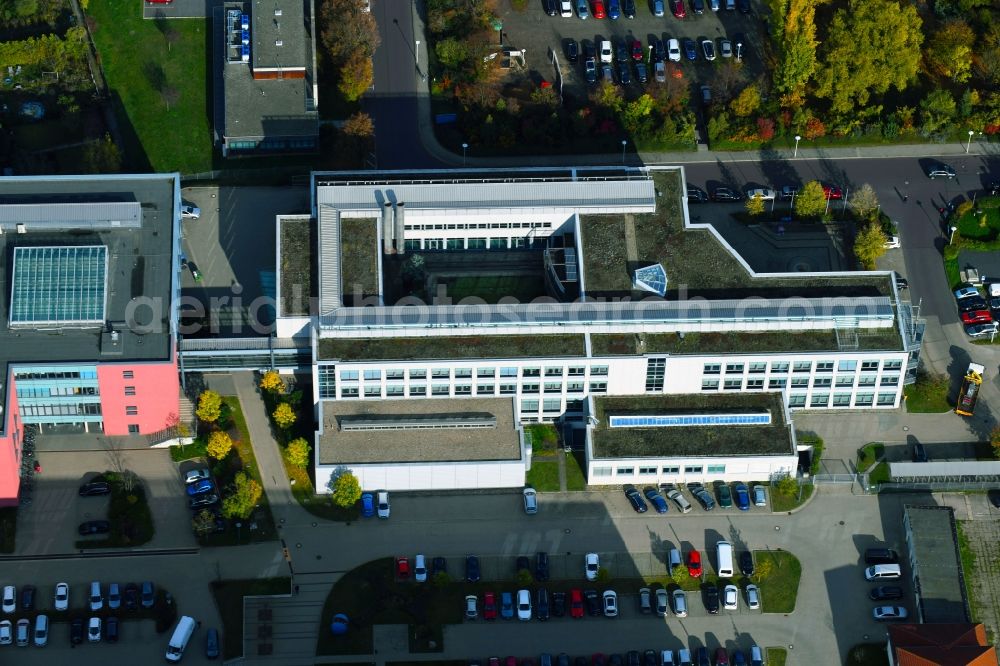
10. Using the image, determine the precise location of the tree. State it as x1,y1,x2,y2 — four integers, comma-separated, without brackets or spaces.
919,89,957,135
766,0,819,105
102,437,137,493
991,426,1000,459
794,181,827,217
192,509,215,536
670,564,689,585
286,437,312,468
926,19,975,83
590,80,624,113
82,133,121,174
435,37,469,69
272,402,297,430
338,51,373,102
196,390,222,423
745,193,765,216
206,431,233,460
259,370,286,394
775,475,798,496
752,556,774,583
730,85,761,117
222,471,263,520
342,111,374,138
813,0,922,115
849,184,879,221
854,222,888,270
330,471,362,508
319,0,380,63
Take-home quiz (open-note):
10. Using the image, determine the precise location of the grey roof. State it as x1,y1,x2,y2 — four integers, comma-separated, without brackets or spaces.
0,202,141,230
319,398,522,465
904,505,971,624
222,62,318,141
250,0,306,70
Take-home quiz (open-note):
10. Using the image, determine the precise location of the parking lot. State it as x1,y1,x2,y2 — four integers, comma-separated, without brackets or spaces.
498,0,766,105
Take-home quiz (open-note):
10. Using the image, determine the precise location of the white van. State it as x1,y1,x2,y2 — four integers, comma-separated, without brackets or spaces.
33,615,48,647
668,548,682,575
165,616,197,662
716,541,734,577
865,564,902,581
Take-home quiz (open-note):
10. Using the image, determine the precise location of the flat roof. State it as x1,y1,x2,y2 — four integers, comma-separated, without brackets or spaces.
10,245,108,326
591,393,793,459
278,216,312,317
250,0,306,70
904,505,971,624
318,334,586,361
222,60,318,141
319,398,521,464
592,328,903,355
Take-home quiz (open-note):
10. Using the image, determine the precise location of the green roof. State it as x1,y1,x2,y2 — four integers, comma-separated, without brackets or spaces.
318,334,586,361
340,218,378,306
591,393,793,458
279,217,313,316
592,328,903,355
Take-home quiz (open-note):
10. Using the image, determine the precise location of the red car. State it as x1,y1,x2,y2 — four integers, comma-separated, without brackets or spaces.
822,184,843,200
483,591,498,620
962,310,993,325
570,588,585,618
504,658,517,666
631,39,643,61
592,0,606,17
395,556,410,579
687,550,702,577
669,0,686,16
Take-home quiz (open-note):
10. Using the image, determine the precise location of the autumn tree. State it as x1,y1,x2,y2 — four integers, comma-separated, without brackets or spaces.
730,85,761,117
919,89,956,135
814,0,922,115
259,370,285,394
206,431,233,460
671,564,689,585
590,80,624,114
766,0,819,105
222,471,263,520
196,390,222,423
272,402,296,430
342,111,374,138
854,222,888,270
81,133,121,174
849,184,880,221
794,181,827,218
330,471,362,507
319,0,380,63
338,51,373,102
286,437,312,468
926,19,975,83
746,193,765,216
192,509,215,536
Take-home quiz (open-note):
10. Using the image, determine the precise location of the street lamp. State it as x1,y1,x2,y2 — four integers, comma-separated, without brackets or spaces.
415,40,420,66
950,225,957,244
966,129,975,154
621,139,627,165
736,42,742,62
793,135,801,158
461,142,469,166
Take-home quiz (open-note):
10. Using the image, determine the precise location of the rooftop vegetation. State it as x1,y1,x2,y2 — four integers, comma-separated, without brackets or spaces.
592,327,903,355
280,217,312,316
340,218,378,305
318,334,586,361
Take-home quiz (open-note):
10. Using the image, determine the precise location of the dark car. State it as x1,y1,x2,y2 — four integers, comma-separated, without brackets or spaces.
79,481,111,497
865,548,899,565
989,489,1000,508
626,652,641,666
896,274,910,291
615,41,629,62
644,651,658,666
466,555,481,582
624,486,648,513
958,296,989,313
124,583,139,611
105,616,119,643
623,0,636,16
869,586,904,601
689,483,716,510
780,185,799,200
635,62,648,83
617,60,632,84
691,0,704,12
536,588,550,620
189,493,219,510
712,187,741,202
78,520,111,535
925,162,956,179
912,442,928,462
70,617,84,644
584,58,598,84
683,38,697,60
734,483,751,511
651,37,665,62
704,583,720,614
432,557,447,576
687,186,709,202
715,482,733,508
551,591,566,617
714,648,730,666
536,552,550,581
545,0,559,15
669,0,686,16
696,648,711,666
516,555,531,575
566,39,579,62
739,551,755,576
584,41,597,60
643,488,668,513
206,627,220,659
19,585,34,611
584,589,601,616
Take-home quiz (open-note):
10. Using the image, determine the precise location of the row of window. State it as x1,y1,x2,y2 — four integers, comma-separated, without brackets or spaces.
592,464,727,477
404,237,546,251
703,359,902,375
17,386,99,398
20,403,103,417
338,365,607,382
15,369,97,380
521,399,585,413
702,375,899,391
787,392,897,407
337,382,609,399
404,221,553,231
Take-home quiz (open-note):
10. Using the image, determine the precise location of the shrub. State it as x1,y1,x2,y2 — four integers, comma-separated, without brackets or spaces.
285,438,311,468
196,390,222,423
330,472,362,508
259,370,285,394
272,402,296,429
206,431,233,460
221,472,263,520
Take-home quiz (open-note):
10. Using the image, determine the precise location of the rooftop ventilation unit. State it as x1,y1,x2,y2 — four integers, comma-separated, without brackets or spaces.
16,223,26,234
275,39,283,46
274,8,282,15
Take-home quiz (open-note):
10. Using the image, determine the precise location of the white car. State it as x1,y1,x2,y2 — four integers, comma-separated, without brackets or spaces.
600,40,613,63
15,618,28,646
883,234,900,249
602,590,618,617
184,468,211,484
87,617,101,643
666,489,692,513
746,584,761,609
464,594,478,620
377,491,390,519
672,589,688,617
0,620,11,645
88,581,103,611
33,615,48,647
1,586,14,614
745,188,777,201
414,554,427,583
667,38,681,62
654,61,666,83
560,0,573,16
54,583,69,612
873,606,908,621
955,286,980,300
180,202,201,219
523,487,537,514
723,584,739,610
517,589,532,621
585,553,599,581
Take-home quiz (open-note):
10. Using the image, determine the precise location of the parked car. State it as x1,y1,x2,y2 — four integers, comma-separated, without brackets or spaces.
566,40,579,62
869,586,904,601
650,37,664,61
691,0,705,13
687,550,703,577
561,0,574,16
666,488,693,513
655,587,669,616
711,188,740,202
865,548,899,565
466,555,481,582
483,591,498,620
105,616,119,643
523,488,538,514
180,203,201,219
745,188,776,201
958,296,989,312
123,583,138,611
585,58,598,83
184,468,211,485
873,606,909,621
592,0,607,18
638,587,652,613
955,285,981,300
79,481,111,496
635,62,648,83
552,591,566,617
654,61,666,82
739,551,755,576
15,618,28,646
466,594,479,620
704,584,720,614
738,0,750,11
107,583,120,611
602,590,618,617
654,0,666,16
570,588,585,618
734,483,750,511
668,0,683,16
822,184,844,200
749,646,764,666
78,520,112,536
500,591,514,619
360,492,375,517
87,617,101,643
780,185,799,200
69,617,83,645
925,162,956,179
414,554,428,582
546,0,559,15
687,186,709,203
140,581,155,609
0,620,10,645
205,627,220,658
577,0,590,17
966,322,998,338
617,60,632,84
683,38,697,60
536,588,550,620
746,584,761,609
672,589,688,617
719,39,732,57
624,486,648,512
189,493,219,509
586,552,600,580
377,490,390,518
517,589,532,620
715,483,733,508
584,589,601,616
629,38,643,61
644,488,668,513
600,40,613,63
536,552,550,581
714,648,729,666
19,585,34,611
701,39,716,60
623,0,636,17
723,584,738,610
32,615,48,647
54,583,69,612
752,485,767,507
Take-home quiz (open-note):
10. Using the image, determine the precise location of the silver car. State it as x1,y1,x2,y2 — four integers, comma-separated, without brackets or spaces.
655,588,669,616
465,594,478,620
672,589,687,617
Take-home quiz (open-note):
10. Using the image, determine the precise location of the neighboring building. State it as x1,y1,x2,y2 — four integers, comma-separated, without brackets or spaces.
902,505,971,624
215,0,319,156
0,174,182,506
887,623,997,666
278,167,923,491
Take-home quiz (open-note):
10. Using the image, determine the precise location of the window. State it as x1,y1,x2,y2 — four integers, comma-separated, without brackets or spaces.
877,392,896,406
127,424,140,434
769,378,787,389
639,466,658,475
341,387,359,398
838,360,858,372
454,384,472,395
567,382,585,393
432,384,450,396
883,360,903,370
812,377,832,388
124,386,136,396
793,361,812,373
788,394,807,407
521,400,539,412
364,369,381,381
454,368,472,379
791,377,809,388
386,369,404,380
589,382,607,393
523,367,541,378
500,367,518,378
645,358,666,392
446,238,464,250
500,383,517,395
703,363,721,375
543,399,561,412
409,385,427,396
616,467,635,476
467,238,486,250
365,386,381,397
815,361,834,372
545,367,564,377
566,399,584,412
544,382,563,393
523,383,539,394
880,375,899,387
748,362,766,374
770,362,789,373
477,367,495,378
592,467,612,477
341,370,359,381
861,361,879,371
386,385,404,396
833,393,852,406
409,369,426,380
476,384,495,395
746,379,764,390
707,464,726,473
661,466,679,474
590,365,608,376
490,238,508,250
568,366,586,376
125,406,138,416
854,393,875,406
810,393,830,407
432,369,450,379
858,374,877,387
724,379,742,390
684,465,703,474
702,379,720,391
836,375,855,387
122,370,134,379
318,366,336,399
725,363,744,374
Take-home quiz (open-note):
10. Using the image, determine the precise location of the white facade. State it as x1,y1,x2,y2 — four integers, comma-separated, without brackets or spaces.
586,453,798,487
314,459,526,493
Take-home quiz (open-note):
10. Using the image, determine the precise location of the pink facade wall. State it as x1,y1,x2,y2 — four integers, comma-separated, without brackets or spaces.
0,373,22,507
97,360,180,436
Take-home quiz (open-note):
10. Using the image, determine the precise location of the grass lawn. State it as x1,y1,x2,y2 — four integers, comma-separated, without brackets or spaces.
903,373,951,413
766,647,788,666
754,550,801,613
440,275,545,304
77,474,154,549
770,484,814,513
0,507,16,554
87,1,212,172
565,451,587,491
170,439,208,462
526,461,560,492
846,643,890,666
868,462,890,485
526,424,559,452
857,443,884,473
955,521,982,625
210,577,291,660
